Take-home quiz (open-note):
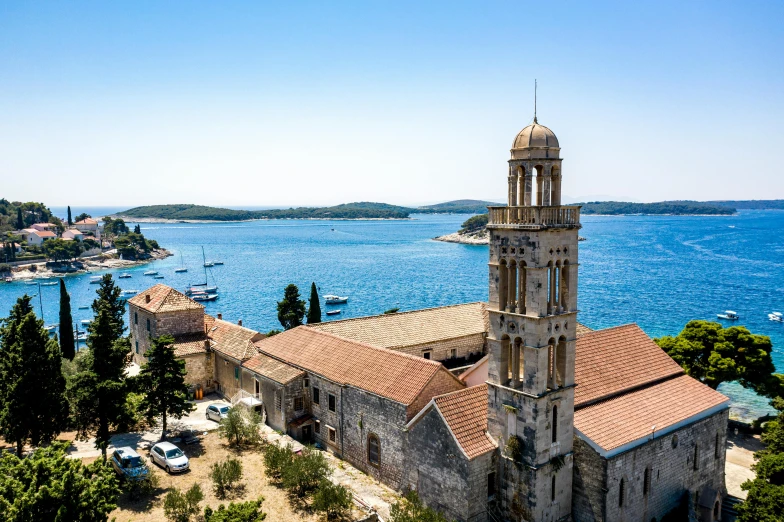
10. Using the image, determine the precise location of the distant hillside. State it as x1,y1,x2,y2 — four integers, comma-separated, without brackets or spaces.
579,201,735,215
709,200,784,210
117,202,413,221
418,199,503,214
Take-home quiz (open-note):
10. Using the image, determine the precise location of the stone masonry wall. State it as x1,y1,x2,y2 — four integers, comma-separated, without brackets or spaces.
406,405,495,522
395,333,486,362
574,409,729,522
572,436,608,522
308,376,345,454
406,370,465,421
182,352,214,392
128,305,204,365
214,353,241,398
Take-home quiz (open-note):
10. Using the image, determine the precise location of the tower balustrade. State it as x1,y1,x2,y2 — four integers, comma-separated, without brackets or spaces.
487,205,581,229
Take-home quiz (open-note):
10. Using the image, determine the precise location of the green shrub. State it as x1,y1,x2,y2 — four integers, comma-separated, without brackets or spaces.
204,497,267,521
506,435,523,463
211,457,244,499
281,447,330,498
164,484,204,522
312,480,352,520
219,407,262,447
0,263,10,273
263,443,294,481
389,491,453,522
125,458,159,500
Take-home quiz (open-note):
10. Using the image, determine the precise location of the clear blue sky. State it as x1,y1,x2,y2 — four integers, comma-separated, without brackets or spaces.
1,1,782,207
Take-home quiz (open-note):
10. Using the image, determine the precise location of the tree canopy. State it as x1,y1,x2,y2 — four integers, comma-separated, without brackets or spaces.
0,295,69,455
739,404,784,521
277,284,305,330
136,334,195,439
0,441,119,521
44,238,83,262
306,282,321,324
655,320,779,397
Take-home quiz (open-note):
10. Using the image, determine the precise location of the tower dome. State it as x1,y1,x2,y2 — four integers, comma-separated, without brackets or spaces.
510,119,560,160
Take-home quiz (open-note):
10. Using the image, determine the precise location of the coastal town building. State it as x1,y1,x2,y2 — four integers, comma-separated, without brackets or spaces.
21,228,56,246
73,217,100,238
129,118,729,522
62,229,84,241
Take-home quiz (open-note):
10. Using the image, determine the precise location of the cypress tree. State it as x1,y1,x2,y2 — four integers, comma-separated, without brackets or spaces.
307,282,322,324
16,208,23,230
138,335,195,440
277,284,306,330
0,296,69,455
68,275,130,458
67,206,72,226
59,279,76,360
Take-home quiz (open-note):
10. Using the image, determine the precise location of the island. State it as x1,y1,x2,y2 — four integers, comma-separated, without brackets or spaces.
114,200,505,222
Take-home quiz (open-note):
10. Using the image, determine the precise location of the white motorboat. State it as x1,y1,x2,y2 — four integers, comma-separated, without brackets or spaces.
326,309,342,316
717,310,739,320
153,275,165,279
122,289,139,295
191,293,218,302
175,267,188,273
89,276,102,284
144,271,158,276
45,324,58,333
41,281,58,286
78,305,89,310
203,261,214,268
81,319,92,325
769,312,783,323
119,273,132,279
324,295,349,305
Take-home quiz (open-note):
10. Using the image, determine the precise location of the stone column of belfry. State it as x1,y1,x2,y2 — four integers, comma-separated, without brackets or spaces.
507,264,516,312
549,342,558,389
517,265,525,314
552,172,562,206
524,172,533,206
549,265,557,314
541,165,552,206
508,171,518,206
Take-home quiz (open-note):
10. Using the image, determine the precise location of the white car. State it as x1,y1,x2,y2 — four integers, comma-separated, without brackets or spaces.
206,404,230,422
149,441,190,474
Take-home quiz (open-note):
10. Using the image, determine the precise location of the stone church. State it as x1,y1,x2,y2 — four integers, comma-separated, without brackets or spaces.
128,117,730,522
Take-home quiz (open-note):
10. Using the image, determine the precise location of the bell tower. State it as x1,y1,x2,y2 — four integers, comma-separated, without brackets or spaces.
486,116,580,521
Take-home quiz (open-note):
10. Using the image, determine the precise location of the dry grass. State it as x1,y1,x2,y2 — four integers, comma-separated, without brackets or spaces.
82,432,355,522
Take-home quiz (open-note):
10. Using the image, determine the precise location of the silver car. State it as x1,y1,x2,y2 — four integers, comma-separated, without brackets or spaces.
206,404,230,422
149,441,189,474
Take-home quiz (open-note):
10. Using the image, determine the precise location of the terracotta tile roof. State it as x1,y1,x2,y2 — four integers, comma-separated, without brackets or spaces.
244,352,304,384
254,326,458,405
74,218,98,225
309,302,487,349
128,284,204,314
432,384,496,459
206,316,264,361
171,332,209,357
574,324,684,408
35,230,56,238
574,374,729,454
576,323,593,337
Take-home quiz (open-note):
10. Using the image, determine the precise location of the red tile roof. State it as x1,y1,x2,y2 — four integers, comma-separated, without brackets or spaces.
244,352,304,384
432,384,496,459
574,324,684,408
35,230,56,238
128,284,204,314
74,218,98,225
253,326,460,406
574,374,729,454
206,316,264,361
171,333,209,357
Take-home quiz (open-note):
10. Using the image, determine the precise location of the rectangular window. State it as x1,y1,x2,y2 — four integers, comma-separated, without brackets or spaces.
304,377,310,388
487,472,496,499
294,397,304,411
694,444,699,470
135,340,139,354
314,420,321,434
328,393,336,412
450,348,457,359
423,351,432,360
234,366,239,380
328,426,336,444
146,318,150,331
134,312,138,325
313,387,320,405
275,391,282,412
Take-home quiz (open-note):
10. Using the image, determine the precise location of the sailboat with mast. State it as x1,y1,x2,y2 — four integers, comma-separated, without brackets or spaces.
185,247,218,298
175,252,188,273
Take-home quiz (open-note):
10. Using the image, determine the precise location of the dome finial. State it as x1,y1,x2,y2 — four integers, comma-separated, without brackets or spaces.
533,79,538,124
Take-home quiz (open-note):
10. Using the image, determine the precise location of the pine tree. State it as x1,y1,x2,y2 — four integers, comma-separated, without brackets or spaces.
16,208,23,230
67,206,72,226
59,279,76,360
307,282,322,324
0,296,69,455
277,284,306,330
137,335,195,440
68,275,130,459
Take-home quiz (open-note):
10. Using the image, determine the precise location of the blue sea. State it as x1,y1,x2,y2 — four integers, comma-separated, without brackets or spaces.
6,211,784,421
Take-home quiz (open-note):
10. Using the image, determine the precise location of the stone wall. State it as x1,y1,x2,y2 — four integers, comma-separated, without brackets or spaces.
308,375,345,453
128,305,204,365
214,352,242,398
573,409,729,522
572,436,607,522
406,405,495,522
395,333,486,362
406,370,465,420
182,352,214,392
156,309,204,337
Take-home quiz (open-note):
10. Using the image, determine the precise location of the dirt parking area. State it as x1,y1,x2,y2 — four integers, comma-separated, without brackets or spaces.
85,431,362,522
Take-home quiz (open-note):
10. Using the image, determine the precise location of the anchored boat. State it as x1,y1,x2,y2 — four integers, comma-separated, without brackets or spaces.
324,295,349,305
717,310,739,320
770,312,783,323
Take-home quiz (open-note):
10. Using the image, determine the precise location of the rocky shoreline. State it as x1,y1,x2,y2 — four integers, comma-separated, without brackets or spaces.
433,230,489,245
8,249,173,281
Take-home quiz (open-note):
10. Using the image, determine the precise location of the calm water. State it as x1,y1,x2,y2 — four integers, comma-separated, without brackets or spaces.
5,211,784,420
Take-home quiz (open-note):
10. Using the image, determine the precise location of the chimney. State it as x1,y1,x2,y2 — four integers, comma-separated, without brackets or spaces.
204,340,210,350
237,319,243,327
217,313,223,320
145,294,151,304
